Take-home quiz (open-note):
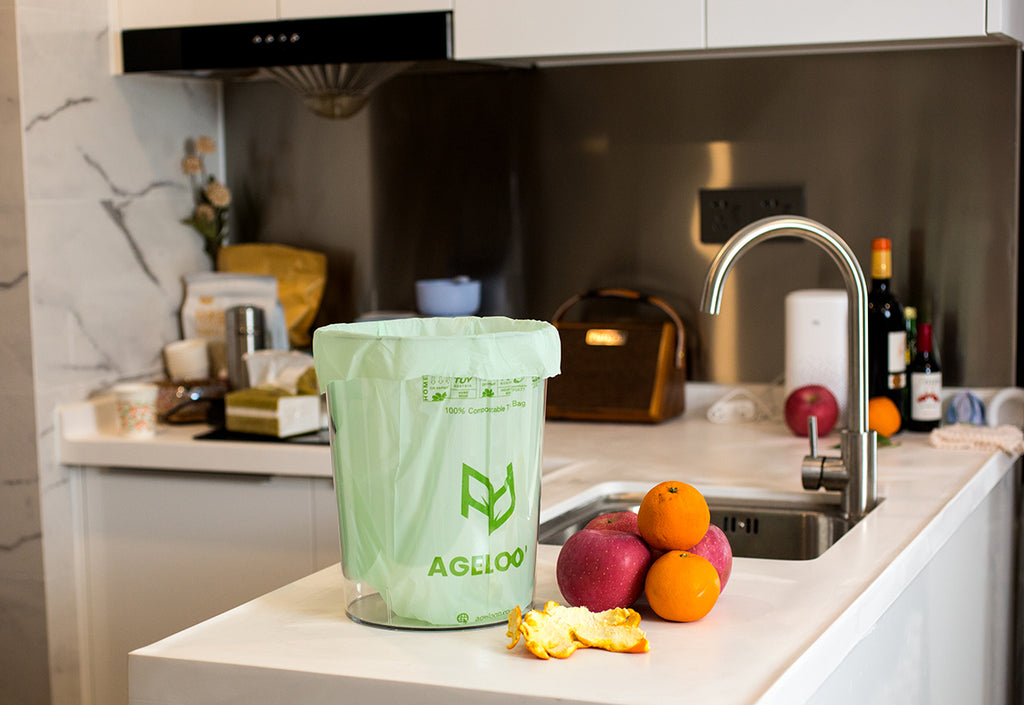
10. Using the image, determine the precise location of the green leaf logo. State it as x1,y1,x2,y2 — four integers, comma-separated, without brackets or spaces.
461,463,516,534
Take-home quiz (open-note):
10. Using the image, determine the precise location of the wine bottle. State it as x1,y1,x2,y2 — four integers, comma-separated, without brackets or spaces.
907,322,942,432
867,238,907,428
904,305,917,366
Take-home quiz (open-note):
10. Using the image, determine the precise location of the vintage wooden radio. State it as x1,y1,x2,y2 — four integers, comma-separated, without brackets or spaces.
546,288,686,423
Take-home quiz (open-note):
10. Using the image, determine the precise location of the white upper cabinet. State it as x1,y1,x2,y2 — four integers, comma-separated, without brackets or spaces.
987,0,1024,42
118,0,452,31
115,0,1022,59
453,0,705,61
280,0,452,20
118,0,275,30
452,0,1021,63
707,0,1022,49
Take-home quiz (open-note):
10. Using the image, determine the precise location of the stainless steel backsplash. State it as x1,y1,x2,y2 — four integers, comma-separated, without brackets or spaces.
225,44,1019,387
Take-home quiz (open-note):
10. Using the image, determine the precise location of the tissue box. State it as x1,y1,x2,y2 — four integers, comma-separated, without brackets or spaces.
225,387,321,438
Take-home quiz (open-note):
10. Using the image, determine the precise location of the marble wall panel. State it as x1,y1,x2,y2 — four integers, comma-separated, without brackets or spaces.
18,11,223,202
15,0,222,700
0,574,50,705
27,199,209,387
1,0,47,702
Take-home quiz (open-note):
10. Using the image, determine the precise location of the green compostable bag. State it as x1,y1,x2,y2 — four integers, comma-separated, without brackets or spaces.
313,317,560,628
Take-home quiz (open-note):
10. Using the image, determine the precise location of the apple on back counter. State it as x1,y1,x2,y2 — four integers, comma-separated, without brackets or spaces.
784,384,839,437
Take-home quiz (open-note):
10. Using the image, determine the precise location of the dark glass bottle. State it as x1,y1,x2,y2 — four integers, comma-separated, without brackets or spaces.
867,238,907,428
907,323,942,432
904,305,917,366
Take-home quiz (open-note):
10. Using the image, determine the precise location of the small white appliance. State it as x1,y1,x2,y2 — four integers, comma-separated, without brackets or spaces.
785,289,849,425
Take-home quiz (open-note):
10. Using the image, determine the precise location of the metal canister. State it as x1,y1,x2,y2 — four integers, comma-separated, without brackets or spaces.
225,305,266,390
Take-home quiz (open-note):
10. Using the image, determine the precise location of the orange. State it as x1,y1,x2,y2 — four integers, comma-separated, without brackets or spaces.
644,551,721,622
636,481,710,551
868,396,901,438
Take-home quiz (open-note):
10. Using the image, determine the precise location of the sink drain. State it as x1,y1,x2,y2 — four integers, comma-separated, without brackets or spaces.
720,514,760,535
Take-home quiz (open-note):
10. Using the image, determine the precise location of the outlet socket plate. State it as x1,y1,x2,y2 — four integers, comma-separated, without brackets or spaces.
699,186,806,244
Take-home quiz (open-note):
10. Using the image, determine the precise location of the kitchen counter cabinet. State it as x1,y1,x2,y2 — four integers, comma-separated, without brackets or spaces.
58,387,1021,704
59,397,344,705
120,412,1019,704
76,467,339,705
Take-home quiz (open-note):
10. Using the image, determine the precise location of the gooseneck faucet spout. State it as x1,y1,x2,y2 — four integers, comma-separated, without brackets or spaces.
699,215,878,519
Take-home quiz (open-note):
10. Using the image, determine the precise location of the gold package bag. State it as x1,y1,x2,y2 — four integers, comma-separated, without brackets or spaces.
218,243,327,348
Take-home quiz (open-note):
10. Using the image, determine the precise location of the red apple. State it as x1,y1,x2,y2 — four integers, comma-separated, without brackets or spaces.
784,384,839,437
556,528,653,611
688,524,733,590
583,511,640,536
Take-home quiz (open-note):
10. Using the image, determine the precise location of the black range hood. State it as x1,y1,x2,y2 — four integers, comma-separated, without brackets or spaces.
120,11,453,73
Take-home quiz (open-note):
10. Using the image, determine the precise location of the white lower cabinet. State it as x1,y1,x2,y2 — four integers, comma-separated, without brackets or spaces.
78,468,339,705
453,0,704,61
809,466,1017,704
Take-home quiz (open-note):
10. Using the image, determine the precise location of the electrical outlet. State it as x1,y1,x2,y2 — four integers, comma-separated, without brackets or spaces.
699,186,806,244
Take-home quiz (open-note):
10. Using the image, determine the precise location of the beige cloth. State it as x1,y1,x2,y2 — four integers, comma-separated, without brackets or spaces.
929,424,1024,456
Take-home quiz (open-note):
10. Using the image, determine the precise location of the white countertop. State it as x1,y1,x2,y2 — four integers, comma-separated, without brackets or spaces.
111,385,1020,705
58,393,333,477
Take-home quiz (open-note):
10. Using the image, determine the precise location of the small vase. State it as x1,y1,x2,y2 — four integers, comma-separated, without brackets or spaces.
204,235,224,269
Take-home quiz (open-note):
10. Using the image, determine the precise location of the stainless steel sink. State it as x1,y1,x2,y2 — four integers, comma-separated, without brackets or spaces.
539,487,858,560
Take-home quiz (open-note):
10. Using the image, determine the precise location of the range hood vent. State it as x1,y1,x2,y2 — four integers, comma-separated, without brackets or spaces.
263,62,413,118
120,11,451,118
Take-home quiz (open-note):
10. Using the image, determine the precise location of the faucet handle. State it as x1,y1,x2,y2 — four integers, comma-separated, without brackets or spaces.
802,415,824,490
807,416,819,457
802,416,849,493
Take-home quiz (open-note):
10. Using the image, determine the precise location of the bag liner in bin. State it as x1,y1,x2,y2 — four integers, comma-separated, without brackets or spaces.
313,316,560,628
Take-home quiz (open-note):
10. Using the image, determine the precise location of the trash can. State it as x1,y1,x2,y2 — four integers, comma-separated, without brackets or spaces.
313,316,561,629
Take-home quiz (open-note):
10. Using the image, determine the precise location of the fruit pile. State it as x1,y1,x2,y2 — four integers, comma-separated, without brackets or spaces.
555,481,731,623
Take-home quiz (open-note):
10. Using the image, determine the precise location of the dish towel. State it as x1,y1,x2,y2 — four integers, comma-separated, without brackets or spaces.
930,424,1024,456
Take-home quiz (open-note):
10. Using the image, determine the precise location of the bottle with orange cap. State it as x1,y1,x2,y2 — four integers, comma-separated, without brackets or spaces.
867,238,907,430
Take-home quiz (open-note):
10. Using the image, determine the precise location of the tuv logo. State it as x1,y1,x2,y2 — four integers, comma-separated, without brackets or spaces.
461,462,516,534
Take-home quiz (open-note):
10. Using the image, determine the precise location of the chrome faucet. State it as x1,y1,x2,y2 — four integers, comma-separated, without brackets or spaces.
699,215,878,520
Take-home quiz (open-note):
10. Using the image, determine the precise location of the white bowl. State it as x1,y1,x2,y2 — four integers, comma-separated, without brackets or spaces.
415,277,481,317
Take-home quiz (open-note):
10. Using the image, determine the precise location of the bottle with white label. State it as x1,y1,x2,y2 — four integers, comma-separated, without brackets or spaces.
867,238,907,430
908,322,942,432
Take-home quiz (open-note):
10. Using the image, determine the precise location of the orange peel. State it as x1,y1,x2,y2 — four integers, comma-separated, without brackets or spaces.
506,601,650,660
